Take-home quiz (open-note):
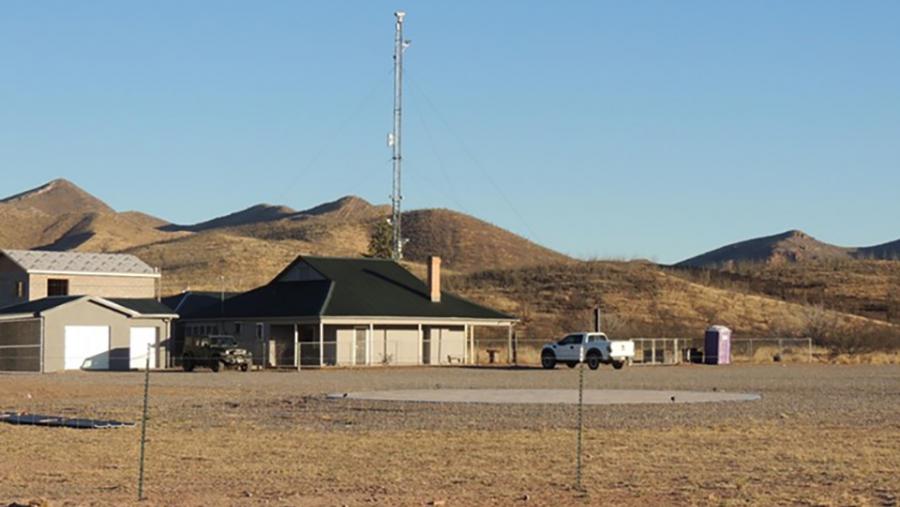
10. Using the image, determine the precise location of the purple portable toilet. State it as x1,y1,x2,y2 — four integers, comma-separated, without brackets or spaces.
704,325,732,365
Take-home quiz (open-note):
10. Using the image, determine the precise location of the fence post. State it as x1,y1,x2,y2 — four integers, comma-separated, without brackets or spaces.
138,343,151,501
807,338,813,363
575,359,585,492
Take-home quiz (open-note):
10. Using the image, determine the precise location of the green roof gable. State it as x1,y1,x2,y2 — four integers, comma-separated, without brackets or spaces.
186,256,514,321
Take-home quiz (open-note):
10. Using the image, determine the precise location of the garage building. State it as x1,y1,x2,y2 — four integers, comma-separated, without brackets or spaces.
0,296,177,372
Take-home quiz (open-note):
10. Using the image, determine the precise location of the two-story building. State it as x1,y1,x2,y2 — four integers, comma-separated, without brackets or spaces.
0,249,160,307
0,250,175,373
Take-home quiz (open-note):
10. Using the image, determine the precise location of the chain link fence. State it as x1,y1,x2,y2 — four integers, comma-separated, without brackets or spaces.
457,336,815,367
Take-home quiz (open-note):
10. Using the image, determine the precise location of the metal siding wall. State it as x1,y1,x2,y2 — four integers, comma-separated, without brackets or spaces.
0,319,41,372
0,257,28,309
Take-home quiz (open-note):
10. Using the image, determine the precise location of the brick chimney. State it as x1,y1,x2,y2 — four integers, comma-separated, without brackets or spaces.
428,256,441,303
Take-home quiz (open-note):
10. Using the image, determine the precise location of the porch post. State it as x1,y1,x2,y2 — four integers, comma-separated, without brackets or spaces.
294,323,300,371
463,324,469,364
368,323,374,365
319,321,325,367
507,324,513,364
417,324,423,365
471,326,477,365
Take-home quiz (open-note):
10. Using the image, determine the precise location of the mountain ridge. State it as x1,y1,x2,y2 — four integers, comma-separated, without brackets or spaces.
0,180,570,273
678,229,900,267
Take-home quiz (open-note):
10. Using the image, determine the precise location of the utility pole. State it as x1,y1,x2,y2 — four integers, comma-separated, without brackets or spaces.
389,11,409,260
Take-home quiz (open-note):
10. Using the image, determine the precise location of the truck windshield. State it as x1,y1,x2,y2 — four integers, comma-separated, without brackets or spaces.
211,337,238,347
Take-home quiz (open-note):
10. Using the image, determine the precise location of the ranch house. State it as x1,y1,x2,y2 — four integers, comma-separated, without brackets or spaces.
173,255,516,368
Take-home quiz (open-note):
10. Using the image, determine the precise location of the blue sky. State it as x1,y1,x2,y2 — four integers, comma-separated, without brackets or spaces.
1,1,898,263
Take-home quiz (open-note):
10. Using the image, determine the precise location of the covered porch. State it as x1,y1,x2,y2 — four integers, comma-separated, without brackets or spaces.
259,317,516,369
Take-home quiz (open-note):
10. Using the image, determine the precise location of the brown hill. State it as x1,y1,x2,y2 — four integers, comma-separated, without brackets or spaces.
157,198,567,273
0,179,570,273
401,209,571,271
680,229,900,268
125,231,362,294
0,179,187,252
38,212,189,252
445,261,895,344
118,211,172,229
0,178,113,215
296,195,380,218
0,205,52,249
858,239,900,261
669,259,900,325
165,204,297,232
677,230,853,267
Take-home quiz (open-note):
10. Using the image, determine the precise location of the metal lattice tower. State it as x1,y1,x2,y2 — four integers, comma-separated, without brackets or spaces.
390,11,408,260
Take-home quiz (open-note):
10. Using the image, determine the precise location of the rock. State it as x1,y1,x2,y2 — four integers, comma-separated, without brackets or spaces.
8,500,51,507
427,500,446,506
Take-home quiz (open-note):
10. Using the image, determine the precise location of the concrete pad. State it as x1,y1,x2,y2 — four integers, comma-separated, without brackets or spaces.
328,389,760,405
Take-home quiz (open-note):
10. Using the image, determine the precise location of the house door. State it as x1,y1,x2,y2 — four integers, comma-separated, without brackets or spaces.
354,327,367,365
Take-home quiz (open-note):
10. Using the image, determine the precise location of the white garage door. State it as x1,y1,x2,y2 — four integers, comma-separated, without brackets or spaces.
64,326,110,370
130,327,157,370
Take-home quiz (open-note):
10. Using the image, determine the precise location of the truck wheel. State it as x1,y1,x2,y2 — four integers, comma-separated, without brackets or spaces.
240,363,249,372
586,352,601,370
612,360,625,370
566,362,577,368
182,356,194,372
541,351,557,369
210,360,221,372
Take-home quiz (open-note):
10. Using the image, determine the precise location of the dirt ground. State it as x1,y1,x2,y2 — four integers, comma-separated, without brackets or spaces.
1,364,898,506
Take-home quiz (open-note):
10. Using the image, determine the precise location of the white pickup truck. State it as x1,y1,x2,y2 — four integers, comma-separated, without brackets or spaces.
540,332,634,370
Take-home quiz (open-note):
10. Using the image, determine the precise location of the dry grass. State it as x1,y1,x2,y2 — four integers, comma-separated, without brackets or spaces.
669,259,900,325
447,261,897,347
1,365,898,506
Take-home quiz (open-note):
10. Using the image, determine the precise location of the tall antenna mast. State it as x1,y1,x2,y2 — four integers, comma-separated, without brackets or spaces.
390,10,409,260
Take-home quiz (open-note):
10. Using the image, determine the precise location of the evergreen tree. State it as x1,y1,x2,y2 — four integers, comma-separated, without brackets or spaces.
367,219,393,259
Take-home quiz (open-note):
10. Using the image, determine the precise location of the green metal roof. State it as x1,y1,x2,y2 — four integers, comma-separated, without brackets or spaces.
0,296,177,318
303,256,513,320
0,296,82,316
185,256,514,321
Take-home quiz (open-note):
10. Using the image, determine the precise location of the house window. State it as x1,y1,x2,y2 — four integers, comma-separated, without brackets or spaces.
15,281,24,299
47,279,69,297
